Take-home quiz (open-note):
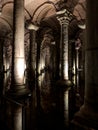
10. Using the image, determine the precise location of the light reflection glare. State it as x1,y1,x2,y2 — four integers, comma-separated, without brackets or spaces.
64,91,69,125
64,61,68,80
38,59,45,86
16,59,25,79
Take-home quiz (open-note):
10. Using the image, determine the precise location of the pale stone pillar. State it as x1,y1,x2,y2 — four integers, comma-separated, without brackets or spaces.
73,0,98,129
9,0,29,96
12,104,22,130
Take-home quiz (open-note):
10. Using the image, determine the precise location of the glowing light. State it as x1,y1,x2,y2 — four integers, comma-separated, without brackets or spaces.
16,59,25,80
64,91,69,125
38,59,45,86
73,60,76,85
64,60,68,80
64,91,68,111
26,23,39,30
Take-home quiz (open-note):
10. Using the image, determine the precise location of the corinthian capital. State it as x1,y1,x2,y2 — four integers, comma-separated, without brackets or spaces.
56,9,73,24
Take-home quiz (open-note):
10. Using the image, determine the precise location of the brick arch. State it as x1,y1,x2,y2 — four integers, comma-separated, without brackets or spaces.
25,0,58,25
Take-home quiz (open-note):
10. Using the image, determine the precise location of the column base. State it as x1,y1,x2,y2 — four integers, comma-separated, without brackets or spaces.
72,104,98,129
6,85,31,99
56,79,73,91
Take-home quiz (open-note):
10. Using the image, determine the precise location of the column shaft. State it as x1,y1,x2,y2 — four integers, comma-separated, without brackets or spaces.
12,105,22,130
56,9,73,128
73,0,98,129
10,0,29,96
13,0,24,86
84,0,98,110
0,39,3,96
61,22,69,80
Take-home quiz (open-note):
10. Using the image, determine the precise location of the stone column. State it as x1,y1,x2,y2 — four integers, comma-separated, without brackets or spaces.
56,9,73,84
26,24,39,90
12,104,22,130
0,39,3,96
73,0,98,129
9,0,29,96
26,24,39,105
26,24,39,130
56,9,73,128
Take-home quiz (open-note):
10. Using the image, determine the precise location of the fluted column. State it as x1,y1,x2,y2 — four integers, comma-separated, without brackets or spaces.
9,0,29,96
73,0,98,129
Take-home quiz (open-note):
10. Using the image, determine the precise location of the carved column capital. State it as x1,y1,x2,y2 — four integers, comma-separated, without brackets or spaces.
56,9,73,25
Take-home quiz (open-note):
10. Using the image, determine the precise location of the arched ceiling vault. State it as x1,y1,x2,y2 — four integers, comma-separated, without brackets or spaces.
0,0,86,40
0,0,86,73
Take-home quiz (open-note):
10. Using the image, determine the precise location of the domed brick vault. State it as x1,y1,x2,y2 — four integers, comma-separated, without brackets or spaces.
0,0,87,130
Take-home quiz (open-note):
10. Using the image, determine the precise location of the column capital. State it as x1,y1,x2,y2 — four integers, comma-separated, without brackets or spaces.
26,21,39,31
56,9,73,24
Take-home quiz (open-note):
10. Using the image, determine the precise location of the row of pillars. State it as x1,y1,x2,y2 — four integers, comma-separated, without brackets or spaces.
1,0,98,129
53,1,98,129
56,1,98,129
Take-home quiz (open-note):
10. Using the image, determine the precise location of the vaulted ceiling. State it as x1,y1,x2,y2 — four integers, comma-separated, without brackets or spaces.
0,0,86,60
0,0,86,30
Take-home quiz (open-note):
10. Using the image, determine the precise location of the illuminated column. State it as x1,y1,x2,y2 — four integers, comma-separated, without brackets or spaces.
56,9,73,86
12,104,22,130
56,9,73,128
73,0,98,129
75,38,82,94
9,0,29,96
